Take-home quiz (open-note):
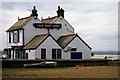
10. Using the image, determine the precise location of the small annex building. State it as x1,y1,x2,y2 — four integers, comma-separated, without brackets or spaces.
5,6,92,59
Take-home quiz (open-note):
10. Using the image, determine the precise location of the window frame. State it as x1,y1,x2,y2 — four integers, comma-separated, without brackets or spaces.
41,48,46,59
52,49,62,59
9,32,11,43
13,30,20,43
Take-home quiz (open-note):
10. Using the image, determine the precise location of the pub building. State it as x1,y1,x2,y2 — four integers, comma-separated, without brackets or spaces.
5,6,92,59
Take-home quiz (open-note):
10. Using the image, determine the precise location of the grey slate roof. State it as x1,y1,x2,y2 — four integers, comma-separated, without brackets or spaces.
6,16,33,32
57,34,76,48
24,34,48,49
41,16,58,23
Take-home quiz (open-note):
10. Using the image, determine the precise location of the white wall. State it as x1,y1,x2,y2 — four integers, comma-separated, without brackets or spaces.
35,36,61,59
49,17,74,40
26,50,35,59
63,37,91,59
62,51,70,59
24,17,48,45
27,36,91,60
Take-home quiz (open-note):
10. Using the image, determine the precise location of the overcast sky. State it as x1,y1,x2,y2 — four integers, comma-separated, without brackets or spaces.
0,0,119,51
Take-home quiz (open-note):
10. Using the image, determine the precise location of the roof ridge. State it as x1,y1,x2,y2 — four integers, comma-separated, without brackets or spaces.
35,34,48,37
19,16,32,20
42,16,58,20
62,34,76,37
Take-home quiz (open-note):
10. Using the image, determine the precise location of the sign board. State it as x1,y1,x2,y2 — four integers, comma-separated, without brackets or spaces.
33,23,61,29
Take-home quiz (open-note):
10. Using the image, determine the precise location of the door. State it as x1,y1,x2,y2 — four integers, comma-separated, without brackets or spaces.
71,52,82,59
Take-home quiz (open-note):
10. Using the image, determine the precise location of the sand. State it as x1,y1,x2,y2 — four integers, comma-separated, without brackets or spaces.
2,66,119,78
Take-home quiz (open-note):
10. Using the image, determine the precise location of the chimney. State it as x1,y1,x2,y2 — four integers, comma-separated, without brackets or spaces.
30,6,38,17
56,6,65,18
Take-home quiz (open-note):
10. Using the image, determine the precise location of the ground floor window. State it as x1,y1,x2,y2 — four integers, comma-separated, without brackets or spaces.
52,49,61,59
25,53,28,59
41,49,46,59
4,49,11,59
14,49,27,59
7,49,11,59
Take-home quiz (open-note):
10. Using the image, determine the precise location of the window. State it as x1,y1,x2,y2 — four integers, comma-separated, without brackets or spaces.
52,49,61,59
15,49,23,59
23,52,26,59
71,48,77,51
9,32,11,43
8,49,11,59
13,30,19,43
15,50,19,59
57,49,61,59
52,49,56,59
41,49,46,59
17,30,19,42
26,53,28,59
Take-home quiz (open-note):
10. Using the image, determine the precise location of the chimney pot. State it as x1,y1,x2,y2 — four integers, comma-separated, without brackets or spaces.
56,6,65,18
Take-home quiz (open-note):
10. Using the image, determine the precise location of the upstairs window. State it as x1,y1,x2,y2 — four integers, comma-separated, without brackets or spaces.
13,30,19,43
17,30,19,42
9,32,11,43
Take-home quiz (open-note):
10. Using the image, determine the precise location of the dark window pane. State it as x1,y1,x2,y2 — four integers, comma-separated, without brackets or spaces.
13,31,19,43
52,49,61,59
52,49,56,59
17,30,19,42
57,49,61,59
14,32,17,43
15,50,19,59
9,32,11,43
41,49,46,59
71,48,77,51
8,49,11,59
26,53,28,59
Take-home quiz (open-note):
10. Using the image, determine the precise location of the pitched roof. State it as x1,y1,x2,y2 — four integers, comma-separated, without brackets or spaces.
6,16,33,32
24,34,48,49
57,34,76,48
41,16,58,23
57,34,92,50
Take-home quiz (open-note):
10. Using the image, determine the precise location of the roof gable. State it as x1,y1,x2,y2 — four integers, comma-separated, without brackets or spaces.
6,16,33,32
24,34,49,49
76,34,92,50
57,34,92,50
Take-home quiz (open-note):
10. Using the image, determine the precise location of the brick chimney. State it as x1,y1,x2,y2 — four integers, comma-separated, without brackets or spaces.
56,6,65,18
30,6,38,17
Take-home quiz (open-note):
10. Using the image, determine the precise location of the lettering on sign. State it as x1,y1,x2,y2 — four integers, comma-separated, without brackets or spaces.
33,23,61,28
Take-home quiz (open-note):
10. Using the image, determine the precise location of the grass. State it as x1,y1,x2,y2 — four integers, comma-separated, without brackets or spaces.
2,66,119,78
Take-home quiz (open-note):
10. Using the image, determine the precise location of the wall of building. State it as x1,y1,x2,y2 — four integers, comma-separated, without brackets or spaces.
62,51,70,59
35,36,61,59
27,36,91,60
24,17,48,45
63,37,91,59
49,17,74,40
26,50,35,59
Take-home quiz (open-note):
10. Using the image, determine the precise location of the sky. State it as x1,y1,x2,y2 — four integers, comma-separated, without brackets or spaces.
0,0,119,51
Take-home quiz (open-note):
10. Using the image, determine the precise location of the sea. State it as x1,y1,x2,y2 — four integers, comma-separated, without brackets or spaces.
91,51,120,60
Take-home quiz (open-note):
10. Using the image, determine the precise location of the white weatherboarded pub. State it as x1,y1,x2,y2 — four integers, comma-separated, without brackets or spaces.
5,6,92,59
